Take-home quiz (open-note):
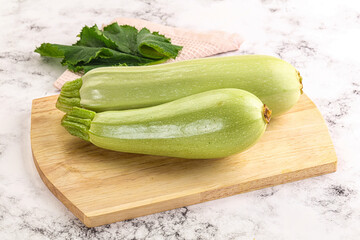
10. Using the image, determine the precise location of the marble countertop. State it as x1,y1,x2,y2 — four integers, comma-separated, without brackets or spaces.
1,0,360,239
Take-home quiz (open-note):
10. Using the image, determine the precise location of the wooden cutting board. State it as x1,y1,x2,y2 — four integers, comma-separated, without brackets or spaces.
31,94,337,227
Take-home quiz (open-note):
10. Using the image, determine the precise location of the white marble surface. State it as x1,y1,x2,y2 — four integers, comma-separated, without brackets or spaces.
1,0,360,239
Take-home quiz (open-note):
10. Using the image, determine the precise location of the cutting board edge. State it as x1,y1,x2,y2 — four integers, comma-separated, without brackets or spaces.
31,150,87,223
82,160,336,227
31,100,86,223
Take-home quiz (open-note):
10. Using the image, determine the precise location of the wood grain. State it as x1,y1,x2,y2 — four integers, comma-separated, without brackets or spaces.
31,94,337,227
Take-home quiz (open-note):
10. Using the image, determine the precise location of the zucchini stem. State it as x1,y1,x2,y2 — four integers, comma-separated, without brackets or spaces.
56,78,83,113
263,104,272,124
296,70,303,94
61,107,96,141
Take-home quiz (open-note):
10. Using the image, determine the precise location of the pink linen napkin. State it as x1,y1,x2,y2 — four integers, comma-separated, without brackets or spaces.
54,17,244,89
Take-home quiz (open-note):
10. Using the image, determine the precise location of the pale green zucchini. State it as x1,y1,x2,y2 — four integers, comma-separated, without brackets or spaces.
61,89,271,159
57,55,302,116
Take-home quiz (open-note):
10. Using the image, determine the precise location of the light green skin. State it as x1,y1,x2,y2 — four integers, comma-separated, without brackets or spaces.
79,55,301,116
62,89,268,159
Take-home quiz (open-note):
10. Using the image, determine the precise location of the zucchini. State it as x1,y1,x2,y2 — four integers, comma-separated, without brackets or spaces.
61,89,271,159
57,55,302,116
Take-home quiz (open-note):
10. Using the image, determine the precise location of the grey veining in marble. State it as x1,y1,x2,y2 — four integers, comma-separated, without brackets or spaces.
1,0,360,239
